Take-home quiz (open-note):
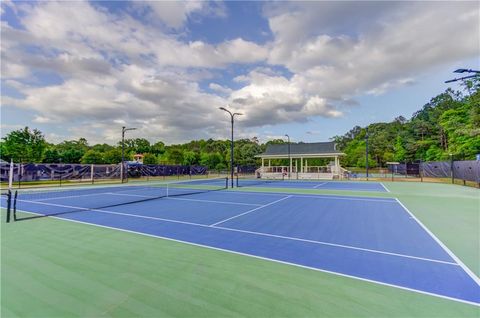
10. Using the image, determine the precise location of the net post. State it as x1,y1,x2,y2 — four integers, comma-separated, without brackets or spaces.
5,190,11,223
13,190,18,221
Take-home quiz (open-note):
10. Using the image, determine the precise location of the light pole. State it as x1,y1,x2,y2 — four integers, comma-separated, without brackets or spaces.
445,69,480,95
121,126,136,183
445,69,480,83
285,134,291,179
365,127,369,180
219,107,242,188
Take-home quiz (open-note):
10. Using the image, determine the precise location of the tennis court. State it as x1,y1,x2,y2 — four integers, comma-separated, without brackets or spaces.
236,178,390,192
7,179,479,306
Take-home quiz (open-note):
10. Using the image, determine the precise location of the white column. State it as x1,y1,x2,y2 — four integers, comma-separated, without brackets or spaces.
262,158,264,169
300,157,303,173
305,159,308,173
268,159,271,167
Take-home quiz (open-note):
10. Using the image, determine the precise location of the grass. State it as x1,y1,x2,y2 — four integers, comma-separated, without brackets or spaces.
1,181,479,317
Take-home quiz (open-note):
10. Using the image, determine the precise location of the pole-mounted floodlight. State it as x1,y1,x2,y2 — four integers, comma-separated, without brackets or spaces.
285,134,291,179
219,107,242,188
121,126,137,183
445,69,480,83
454,69,479,74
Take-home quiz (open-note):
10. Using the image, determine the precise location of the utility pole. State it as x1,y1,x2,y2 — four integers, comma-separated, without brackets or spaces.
121,126,136,183
219,107,242,188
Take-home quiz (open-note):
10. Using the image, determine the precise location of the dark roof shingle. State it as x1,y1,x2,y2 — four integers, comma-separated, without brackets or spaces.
262,142,339,155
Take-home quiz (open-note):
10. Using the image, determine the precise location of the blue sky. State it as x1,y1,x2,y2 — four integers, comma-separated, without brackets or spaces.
1,1,478,145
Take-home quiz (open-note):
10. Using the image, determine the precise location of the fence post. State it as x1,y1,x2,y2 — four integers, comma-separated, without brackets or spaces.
450,155,454,184
420,161,423,182
18,163,22,189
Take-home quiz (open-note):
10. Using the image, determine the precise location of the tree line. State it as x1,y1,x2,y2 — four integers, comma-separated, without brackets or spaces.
1,83,478,169
0,129,273,170
333,84,479,168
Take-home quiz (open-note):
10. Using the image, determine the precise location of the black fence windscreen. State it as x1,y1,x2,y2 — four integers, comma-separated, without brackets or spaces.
127,165,207,178
0,163,210,182
421,160,480,183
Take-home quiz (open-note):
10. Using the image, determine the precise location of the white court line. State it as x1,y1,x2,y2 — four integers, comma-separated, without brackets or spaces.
380,183,391,192
313,182,327,188
12,206,480,307
23,186,156,202
81,192,262,207
395,198,480,287
209,196,292,227
108,192,152,198
34,192,109,201
223,191,397,203
16,199,205,227
165,197,261,207
212,225,458,266
16,200,458,265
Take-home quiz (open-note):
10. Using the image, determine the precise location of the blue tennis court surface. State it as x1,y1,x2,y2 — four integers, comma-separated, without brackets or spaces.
12,187,480,305
237,179,389,192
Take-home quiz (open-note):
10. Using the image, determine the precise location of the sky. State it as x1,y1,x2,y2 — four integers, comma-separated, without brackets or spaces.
1,1,478,145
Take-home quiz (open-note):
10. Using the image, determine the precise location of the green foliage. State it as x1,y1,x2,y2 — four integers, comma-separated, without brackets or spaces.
150,141,165,155
103,149,123,164
142,153,158,164
199,152,222,169
336,87,480,166
165,148,184,164
182,151,199,165
81,150,104,164
56,139,89,163
43,148,60,163
393,136,406,162
1,127,47,162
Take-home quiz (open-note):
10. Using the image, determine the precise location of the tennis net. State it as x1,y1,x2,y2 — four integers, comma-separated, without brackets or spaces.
236,175,285,187
11,177,228,221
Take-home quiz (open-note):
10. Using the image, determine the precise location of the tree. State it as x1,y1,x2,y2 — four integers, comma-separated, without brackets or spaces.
200,152,223,169
103,149,123,164
81,150,104,164
134,138,151,153
56,139,89,163
151,141,165,155
1,127,47,162
43,148,60,163
120,138,151,154
143,153,158,164
165,148,184,164
182,151,199,165
91,143,114,153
